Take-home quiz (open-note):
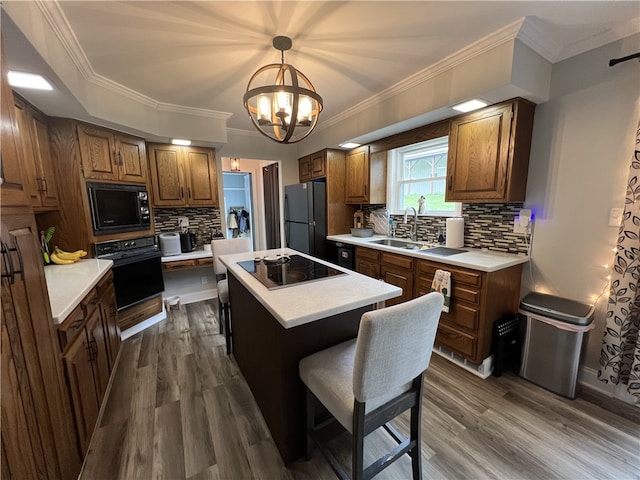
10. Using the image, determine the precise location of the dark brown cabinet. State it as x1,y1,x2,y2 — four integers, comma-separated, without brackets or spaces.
0,40,30,208
345,146,386,204
148,143,218,207
58,269,120,457
414,259,522,364
380,253,414,306
77,123,148,184
1,213,81,479
446,98,535,203
14,95,60,209
355,248,413,307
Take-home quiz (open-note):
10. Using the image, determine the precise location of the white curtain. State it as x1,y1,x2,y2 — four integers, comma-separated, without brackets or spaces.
598,119,640,399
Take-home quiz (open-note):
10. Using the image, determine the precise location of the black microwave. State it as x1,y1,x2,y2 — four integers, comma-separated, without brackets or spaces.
88,182,151,235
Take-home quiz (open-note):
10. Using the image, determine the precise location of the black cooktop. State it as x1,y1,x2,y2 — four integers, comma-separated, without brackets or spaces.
238,254,346,290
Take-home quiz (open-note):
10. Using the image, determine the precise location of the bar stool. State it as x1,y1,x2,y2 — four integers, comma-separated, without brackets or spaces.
299,292,443,480
211,237,252,354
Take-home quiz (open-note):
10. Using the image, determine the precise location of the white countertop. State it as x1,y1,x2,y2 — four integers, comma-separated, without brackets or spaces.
161,248,213,262
44,259,114,324
219,248,402,329
327,234,529,272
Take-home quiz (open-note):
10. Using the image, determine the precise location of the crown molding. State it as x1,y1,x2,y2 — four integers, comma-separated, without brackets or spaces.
319,18,526,131
36,0,232,121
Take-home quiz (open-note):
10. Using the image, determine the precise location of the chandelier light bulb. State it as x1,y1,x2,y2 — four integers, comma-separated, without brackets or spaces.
257,95,271,123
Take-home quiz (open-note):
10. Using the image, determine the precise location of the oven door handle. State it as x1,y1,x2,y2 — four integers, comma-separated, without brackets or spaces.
110,250,162,267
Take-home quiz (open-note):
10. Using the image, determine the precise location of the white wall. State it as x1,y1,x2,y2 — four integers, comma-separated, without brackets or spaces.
522,34,640,384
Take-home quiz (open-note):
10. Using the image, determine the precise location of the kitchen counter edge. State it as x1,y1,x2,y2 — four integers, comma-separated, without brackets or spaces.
45,259,114,324
327,234,529,272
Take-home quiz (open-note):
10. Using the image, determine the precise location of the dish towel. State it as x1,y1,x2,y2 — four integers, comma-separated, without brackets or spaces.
431,269,451,312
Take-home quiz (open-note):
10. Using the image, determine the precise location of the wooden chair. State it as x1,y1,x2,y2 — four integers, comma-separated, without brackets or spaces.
211,237,252,354
299,292,443,480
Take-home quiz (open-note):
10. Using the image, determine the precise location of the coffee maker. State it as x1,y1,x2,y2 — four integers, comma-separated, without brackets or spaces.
179,232,196,252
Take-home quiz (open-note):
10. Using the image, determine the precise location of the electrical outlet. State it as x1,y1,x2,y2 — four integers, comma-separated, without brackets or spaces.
178,216,189,229
513,217,527,235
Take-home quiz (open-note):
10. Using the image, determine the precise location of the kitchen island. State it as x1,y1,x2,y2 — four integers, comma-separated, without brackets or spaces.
219,248,401,464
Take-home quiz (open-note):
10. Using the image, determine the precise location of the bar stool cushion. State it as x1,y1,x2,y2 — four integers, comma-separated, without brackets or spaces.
217,278,229,303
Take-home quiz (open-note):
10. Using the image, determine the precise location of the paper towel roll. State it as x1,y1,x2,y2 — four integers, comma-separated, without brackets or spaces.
446,217,464,248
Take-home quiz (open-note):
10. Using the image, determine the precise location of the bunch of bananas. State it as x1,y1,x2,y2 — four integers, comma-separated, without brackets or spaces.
50,246,88,265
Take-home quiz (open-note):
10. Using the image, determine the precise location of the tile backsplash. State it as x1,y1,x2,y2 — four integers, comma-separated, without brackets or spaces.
153,207,222,247
362,203,528,255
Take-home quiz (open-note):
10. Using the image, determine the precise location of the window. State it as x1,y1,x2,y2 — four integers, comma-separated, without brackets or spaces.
387,136,461,216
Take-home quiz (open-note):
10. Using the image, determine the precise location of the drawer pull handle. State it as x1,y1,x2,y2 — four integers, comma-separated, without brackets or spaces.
1,240,24,284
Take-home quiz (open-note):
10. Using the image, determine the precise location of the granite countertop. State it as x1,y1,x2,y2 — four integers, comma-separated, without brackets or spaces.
44,259,114,324
327,234,529,272
219,248,402,329
161,248,213,262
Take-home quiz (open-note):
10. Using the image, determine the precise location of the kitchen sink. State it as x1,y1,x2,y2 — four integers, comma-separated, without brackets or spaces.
422,247,466,256
370,239,425,250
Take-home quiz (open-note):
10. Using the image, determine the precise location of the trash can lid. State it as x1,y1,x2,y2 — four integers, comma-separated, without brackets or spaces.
519,292,594,326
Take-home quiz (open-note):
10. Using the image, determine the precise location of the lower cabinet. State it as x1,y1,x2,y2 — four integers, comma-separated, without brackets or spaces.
58,269,120,456
355,245,522,364
355,248,413,307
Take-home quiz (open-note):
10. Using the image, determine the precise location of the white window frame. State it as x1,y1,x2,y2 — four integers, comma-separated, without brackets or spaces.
386,136,462,217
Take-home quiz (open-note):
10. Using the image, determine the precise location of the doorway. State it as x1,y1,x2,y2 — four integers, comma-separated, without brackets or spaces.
222,172,253,246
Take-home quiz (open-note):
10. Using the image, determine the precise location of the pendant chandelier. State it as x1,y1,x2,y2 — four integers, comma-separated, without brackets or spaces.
243,36,323,144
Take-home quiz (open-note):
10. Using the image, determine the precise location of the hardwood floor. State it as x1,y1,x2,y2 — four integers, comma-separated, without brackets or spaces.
81,300,640,479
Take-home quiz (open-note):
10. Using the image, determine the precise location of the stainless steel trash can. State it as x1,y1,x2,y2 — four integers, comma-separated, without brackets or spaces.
519,292,595,398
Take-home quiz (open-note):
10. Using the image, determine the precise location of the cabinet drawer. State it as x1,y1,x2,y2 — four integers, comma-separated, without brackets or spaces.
417,260,482,288
440,303,480,332
81,287,99,314
355,247,380,262
57,304,85,351
96,270,114,296
381,252,413,270
436,324,476,358
196,257,214,267
416,277,481,307
163,259,196,271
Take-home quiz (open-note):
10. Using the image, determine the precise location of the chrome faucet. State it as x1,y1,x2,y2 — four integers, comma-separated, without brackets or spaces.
403,207,418,241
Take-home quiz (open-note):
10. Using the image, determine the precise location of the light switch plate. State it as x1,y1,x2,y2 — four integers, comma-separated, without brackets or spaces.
609,208,623,227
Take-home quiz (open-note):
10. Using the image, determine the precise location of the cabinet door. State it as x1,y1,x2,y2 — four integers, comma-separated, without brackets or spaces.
2,213,80,478
30,110,59,208
63,328,99,456
0,39,29,207
380,253,413,306
99,283,121,371
115,134,147,183
85,308,110,403
13,98,42,206
345,146,369,203
446,103,512,202
77,124,118,181
356,258,380,279
310,151,326,179
184,147,218,206
298,156,311,183
148,144,186,206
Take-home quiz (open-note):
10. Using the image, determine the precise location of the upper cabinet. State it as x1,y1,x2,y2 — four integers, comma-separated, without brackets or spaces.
13,95,60,210
298,150,326,183
77,124,147,184
148,144,218,207
345,145,386,204
0,39,30,208
446,98,535,203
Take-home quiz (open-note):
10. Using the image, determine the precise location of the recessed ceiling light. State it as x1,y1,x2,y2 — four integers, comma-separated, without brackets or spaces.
452,99,487,113
339,142,361,149
171,139,191,146
8,71,53,90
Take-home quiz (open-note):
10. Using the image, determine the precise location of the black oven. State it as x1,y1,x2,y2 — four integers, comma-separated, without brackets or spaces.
95,236,164,310
88,182,151,236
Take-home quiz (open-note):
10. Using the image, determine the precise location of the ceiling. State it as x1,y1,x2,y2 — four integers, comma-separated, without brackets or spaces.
3,1,639,145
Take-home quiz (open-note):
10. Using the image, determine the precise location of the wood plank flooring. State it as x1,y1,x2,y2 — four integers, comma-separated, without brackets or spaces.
80,300,640,479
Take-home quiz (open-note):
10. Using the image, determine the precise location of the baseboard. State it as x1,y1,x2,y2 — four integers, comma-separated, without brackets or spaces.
162,288,216,306
433,346,493,379
579,366,639,406
121,307,167,341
